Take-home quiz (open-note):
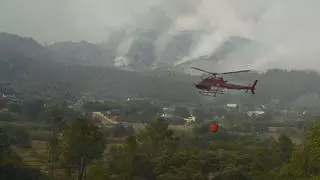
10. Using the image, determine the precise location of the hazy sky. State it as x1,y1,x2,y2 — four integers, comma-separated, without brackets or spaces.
1,0,320,70
0,0,158,43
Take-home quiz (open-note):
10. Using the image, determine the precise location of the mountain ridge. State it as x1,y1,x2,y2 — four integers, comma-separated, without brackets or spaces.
1,32,320,108
1,31,259,72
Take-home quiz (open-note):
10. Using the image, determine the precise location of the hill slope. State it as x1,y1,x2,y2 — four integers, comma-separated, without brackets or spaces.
1,32,320,107
0,52,201,103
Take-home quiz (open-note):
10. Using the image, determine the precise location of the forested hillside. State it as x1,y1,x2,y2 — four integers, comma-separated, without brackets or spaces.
0,52,200,103
1,32,320,107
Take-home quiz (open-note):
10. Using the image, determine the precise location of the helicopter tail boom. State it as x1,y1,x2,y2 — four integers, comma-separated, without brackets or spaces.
251,80,258,94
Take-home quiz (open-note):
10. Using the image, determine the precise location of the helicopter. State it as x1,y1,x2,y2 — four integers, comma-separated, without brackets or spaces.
191,67,258,97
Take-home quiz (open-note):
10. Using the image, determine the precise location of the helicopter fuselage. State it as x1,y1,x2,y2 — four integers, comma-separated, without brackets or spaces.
195,76,257,95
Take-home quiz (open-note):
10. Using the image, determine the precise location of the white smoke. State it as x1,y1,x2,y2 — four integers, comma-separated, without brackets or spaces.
1,0,320,71
168,0,320,71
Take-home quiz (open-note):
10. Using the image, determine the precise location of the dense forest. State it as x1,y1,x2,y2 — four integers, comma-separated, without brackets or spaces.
1,109,319,180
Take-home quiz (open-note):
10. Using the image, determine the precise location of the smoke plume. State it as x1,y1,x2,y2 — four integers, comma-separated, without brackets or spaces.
1,0,320,71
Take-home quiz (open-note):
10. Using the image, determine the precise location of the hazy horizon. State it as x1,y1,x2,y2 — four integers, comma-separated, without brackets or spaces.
1,0,320,71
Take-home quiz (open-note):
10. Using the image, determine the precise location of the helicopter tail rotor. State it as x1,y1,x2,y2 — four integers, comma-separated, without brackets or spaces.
251,80,258,94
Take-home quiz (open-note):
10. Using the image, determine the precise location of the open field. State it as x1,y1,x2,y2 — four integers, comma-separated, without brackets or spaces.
13,141,48,171
28,130,51,141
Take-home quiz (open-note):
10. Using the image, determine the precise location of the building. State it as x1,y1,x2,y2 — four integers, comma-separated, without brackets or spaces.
225,104,240,112
184,116,196,123
247,110,265,117
160,107,174,118
226,104,238,108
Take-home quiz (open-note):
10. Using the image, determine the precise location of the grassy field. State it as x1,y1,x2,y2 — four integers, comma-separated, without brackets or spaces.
13,140,68,179
13,140,48,171
28,130,51,141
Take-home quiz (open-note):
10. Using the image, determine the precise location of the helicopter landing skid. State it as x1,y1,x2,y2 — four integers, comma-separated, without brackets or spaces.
198,90,224,97
199,91,217,97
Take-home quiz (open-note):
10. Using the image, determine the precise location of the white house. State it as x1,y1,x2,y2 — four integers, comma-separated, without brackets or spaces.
224,103,240,112
247,110,265,117
184,116,196,123
225,104,238,108
161,107,174,118
161,113,173,118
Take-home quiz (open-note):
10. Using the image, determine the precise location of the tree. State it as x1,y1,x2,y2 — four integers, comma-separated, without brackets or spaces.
279,123,320,179
113,135,139,180
249,147,282,179
0,164,51,180
123,135,138,180
6,127,31,148
47,104,65,178
213,168,249,180
61,117,107,180
139,117,174,157
108,134,155,180
0,128,11,157
279,145,309,179
155,149,221,180
0,128,22,166
278,134,294,163
86,160,109,180
305,123,320,175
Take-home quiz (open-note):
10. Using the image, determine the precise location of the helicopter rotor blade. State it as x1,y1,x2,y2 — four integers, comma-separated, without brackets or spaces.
190,67,217,75
191,67,250,75
220,70,251,75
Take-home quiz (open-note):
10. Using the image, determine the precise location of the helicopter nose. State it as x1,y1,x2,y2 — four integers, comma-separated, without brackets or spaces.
195,83,202,89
